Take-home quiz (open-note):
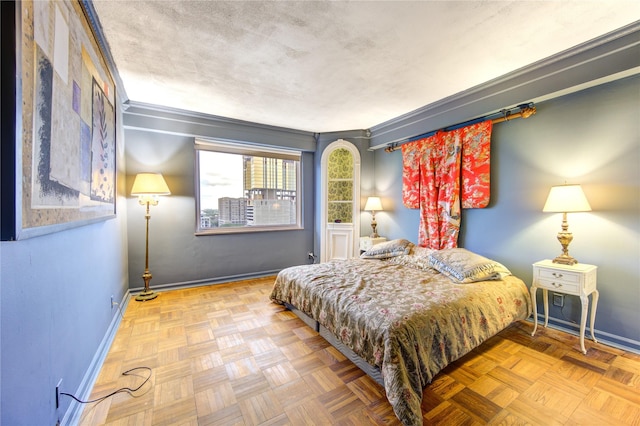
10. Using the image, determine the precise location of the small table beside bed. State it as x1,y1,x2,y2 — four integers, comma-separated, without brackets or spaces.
270,239,532,426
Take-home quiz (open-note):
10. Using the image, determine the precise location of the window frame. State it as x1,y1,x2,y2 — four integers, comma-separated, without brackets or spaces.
194,138,303,235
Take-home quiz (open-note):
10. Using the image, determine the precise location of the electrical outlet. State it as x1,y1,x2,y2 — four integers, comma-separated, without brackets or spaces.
55,378,62,409
552,293,564,307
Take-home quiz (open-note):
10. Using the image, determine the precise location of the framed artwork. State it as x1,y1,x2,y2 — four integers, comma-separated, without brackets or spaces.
13,0,116,239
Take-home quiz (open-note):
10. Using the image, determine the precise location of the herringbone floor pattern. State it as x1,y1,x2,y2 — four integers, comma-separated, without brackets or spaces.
79,276,640,425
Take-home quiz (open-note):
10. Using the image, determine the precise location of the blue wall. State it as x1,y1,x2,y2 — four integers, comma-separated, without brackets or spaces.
122,112,378,290
0,109,129,425
373,75,640,350
1,2,130,423
0,218,129,424
122,105,319,290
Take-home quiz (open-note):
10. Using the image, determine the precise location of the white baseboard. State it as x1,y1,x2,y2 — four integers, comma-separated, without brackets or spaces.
60,292,131,426
527,314,640,354
130,269,280,294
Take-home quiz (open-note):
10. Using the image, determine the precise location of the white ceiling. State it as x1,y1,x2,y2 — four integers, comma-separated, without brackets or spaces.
92,1,639,133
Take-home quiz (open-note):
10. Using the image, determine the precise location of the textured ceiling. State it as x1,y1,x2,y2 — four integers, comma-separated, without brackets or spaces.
92,1,639,132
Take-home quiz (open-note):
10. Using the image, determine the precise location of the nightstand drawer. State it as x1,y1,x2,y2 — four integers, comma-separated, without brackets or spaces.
536,278,579,294
359,236,387,252
538,268,581,284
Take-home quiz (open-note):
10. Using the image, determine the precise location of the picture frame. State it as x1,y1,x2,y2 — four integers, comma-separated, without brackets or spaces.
11,0,117,240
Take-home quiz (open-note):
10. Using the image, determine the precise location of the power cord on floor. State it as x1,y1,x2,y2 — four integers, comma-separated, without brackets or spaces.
60,367,152,405
112,300,125,320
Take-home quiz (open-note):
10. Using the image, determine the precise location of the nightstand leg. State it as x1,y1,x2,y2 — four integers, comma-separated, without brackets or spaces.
579,294,588,354
542,289,549,327
590,290,599,343
531,286,538,336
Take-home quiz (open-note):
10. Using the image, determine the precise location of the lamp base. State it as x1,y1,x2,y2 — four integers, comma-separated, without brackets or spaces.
135,290,158,302
552,254,578,265
370,215,378,239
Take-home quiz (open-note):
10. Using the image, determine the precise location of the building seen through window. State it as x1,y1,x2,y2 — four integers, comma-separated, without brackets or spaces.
195,140,302,234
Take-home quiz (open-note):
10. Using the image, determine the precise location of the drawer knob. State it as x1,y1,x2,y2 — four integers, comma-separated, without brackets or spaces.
552,282,563,288
552,272,563,278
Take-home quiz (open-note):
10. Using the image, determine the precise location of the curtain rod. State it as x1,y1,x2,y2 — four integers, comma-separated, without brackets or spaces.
384,103,537,153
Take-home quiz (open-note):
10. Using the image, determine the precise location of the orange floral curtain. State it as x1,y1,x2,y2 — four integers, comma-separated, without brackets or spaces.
402,121,492,248
402,138,427,209
460,121,492,208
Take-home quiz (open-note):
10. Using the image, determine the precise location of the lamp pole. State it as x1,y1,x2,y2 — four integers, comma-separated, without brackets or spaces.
136,197,158,301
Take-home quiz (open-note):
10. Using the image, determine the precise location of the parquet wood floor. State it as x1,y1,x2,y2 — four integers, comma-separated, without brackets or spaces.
79,276,640,425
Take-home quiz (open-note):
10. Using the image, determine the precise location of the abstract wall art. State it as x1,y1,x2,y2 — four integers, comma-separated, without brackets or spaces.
16,0,116,239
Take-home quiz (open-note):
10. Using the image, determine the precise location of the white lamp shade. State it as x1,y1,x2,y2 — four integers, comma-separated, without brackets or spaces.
364,196,383,212
131,173,171,196
543,184,591,213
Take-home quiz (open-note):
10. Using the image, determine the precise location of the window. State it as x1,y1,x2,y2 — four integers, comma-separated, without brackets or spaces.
195,139,302,234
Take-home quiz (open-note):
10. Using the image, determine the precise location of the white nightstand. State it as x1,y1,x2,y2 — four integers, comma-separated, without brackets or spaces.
359,236,387,253
530,259,599,354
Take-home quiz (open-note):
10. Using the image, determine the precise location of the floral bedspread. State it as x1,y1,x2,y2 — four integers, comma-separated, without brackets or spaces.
269,258,531,426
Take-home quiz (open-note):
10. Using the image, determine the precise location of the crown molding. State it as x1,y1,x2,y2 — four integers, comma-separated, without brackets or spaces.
368,21,640,150
123,100,317,152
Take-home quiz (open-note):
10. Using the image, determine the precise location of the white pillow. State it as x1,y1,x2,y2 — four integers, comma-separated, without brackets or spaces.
360,239,414,259
386,246,435,270
428,248,511,283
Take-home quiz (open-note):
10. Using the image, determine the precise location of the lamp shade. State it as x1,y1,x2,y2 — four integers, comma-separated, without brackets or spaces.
131,173,171,196
364,196,383,212
542,184,591,213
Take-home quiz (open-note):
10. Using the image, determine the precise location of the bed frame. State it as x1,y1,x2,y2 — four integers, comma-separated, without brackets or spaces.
285,302,385,387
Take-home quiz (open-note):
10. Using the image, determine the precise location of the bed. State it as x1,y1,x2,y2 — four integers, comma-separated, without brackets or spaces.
269,240,532,425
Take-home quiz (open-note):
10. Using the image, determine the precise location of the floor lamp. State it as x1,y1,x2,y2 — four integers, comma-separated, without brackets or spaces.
131,173,171,301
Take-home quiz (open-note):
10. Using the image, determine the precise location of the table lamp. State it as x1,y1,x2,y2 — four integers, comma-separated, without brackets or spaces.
542,184,591,265
364,196,383,238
